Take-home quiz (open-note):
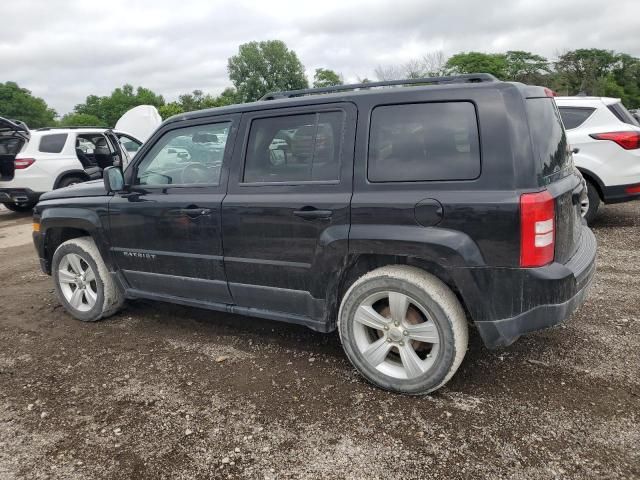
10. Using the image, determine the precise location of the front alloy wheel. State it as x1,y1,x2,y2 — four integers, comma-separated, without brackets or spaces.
52,237,125,322
58,253,98,312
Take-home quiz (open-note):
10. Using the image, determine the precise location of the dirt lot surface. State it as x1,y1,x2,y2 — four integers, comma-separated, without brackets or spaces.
0,202,638,479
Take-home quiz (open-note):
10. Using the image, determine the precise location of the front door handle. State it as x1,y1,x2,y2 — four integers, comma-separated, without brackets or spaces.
180,207,211,217
293,207,333,220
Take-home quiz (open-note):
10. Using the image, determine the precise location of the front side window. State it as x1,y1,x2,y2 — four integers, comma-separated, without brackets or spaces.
368,102,480,182
243,111,345,183
39,133,68,153
135,122,230,186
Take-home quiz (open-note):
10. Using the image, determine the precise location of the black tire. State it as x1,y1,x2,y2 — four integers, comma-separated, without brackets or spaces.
582,180,601,225
338,265,468,395
2,202,35,212
51,237,124,322
57,175,86,189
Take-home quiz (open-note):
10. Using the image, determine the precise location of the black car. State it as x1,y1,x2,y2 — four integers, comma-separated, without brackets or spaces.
32,74,597,394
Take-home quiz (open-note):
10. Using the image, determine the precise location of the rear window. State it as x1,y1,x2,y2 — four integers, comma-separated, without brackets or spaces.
243,111,344,183
368,102,480,182
526,98,571,182
558,107,595,129
39,133,68,153
607,102,640,127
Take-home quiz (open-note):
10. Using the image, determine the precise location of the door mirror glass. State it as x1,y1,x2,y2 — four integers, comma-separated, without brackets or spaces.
104,166,125,193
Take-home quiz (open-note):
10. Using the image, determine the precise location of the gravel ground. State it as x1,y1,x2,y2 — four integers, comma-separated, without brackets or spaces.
0,202,638,479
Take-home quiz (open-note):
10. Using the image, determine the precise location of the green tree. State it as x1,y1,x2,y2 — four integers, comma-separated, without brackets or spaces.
177,89,219,111
0,81,57,128
58,112,106,127
227,40,308,102
610,53,640,108
313,68,342,88
216,87,239,106
158,102,184,120
554,49,618,95
503,51,550,83
74,84,165,126
445,52,508,79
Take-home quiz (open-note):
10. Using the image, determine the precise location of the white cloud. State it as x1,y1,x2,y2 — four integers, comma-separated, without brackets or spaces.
1,0,638,115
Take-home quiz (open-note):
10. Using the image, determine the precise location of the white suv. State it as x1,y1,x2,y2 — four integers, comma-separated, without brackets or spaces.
555,96,640,222
0,123,140,211
0,106,161,212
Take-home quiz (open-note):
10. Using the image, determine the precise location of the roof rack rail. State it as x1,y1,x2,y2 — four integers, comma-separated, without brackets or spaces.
36,126,108,131
260,73,498,101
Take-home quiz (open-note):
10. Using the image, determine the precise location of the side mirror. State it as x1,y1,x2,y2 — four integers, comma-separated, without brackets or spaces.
103,166,125,193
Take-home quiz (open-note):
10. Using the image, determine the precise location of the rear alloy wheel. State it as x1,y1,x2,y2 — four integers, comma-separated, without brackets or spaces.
52,237,124,321
338,265,468,395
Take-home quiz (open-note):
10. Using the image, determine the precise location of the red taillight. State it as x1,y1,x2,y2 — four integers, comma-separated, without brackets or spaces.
589,131,640,150
543,87,557,97
520,190,555,267
14,158,35,169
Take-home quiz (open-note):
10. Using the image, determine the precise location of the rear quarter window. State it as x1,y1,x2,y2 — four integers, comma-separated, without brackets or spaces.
558,107,595,129
368,102,480,182
39,133,68,153
526,98,571,182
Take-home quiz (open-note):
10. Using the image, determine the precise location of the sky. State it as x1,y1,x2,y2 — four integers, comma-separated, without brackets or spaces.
2,0,639,115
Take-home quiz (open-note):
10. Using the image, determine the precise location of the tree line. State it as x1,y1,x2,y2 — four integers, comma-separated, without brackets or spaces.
1,41,639,129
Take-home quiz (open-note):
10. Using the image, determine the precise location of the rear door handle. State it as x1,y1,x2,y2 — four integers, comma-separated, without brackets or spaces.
293,208,333,220
180,207,211,217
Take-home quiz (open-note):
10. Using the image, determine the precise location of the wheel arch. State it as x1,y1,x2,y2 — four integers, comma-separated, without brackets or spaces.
40,209,111,274
328,253,469,331
577,167,605,201
53,170,89,190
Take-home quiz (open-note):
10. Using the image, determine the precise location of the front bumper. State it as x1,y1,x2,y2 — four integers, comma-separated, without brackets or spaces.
471,226,597,348
0,187,41,205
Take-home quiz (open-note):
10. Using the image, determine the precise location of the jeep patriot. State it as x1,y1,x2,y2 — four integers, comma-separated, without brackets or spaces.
32,74,597,394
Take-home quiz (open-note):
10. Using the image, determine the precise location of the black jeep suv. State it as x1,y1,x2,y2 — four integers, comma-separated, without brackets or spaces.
33,74,597,394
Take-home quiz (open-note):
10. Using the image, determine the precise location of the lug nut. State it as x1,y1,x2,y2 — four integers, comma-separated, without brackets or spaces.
383,325,389,331
387,338,392,343
399,342,404,346
403,330,408,336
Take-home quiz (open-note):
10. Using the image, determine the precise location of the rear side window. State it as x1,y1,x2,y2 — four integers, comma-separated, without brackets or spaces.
526,98,570,181
243,111,344,183
367,102,480,182
39,133,68,153
558,107,595,129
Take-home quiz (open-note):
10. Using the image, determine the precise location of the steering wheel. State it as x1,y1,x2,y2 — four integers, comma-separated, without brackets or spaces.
180,163,210,184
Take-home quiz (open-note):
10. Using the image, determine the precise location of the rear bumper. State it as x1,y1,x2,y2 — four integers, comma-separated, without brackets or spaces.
0,187,41,205
601,182,640,204
463,226,597,348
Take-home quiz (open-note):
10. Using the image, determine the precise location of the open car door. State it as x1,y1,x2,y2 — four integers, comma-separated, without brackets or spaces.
104,129,131,170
